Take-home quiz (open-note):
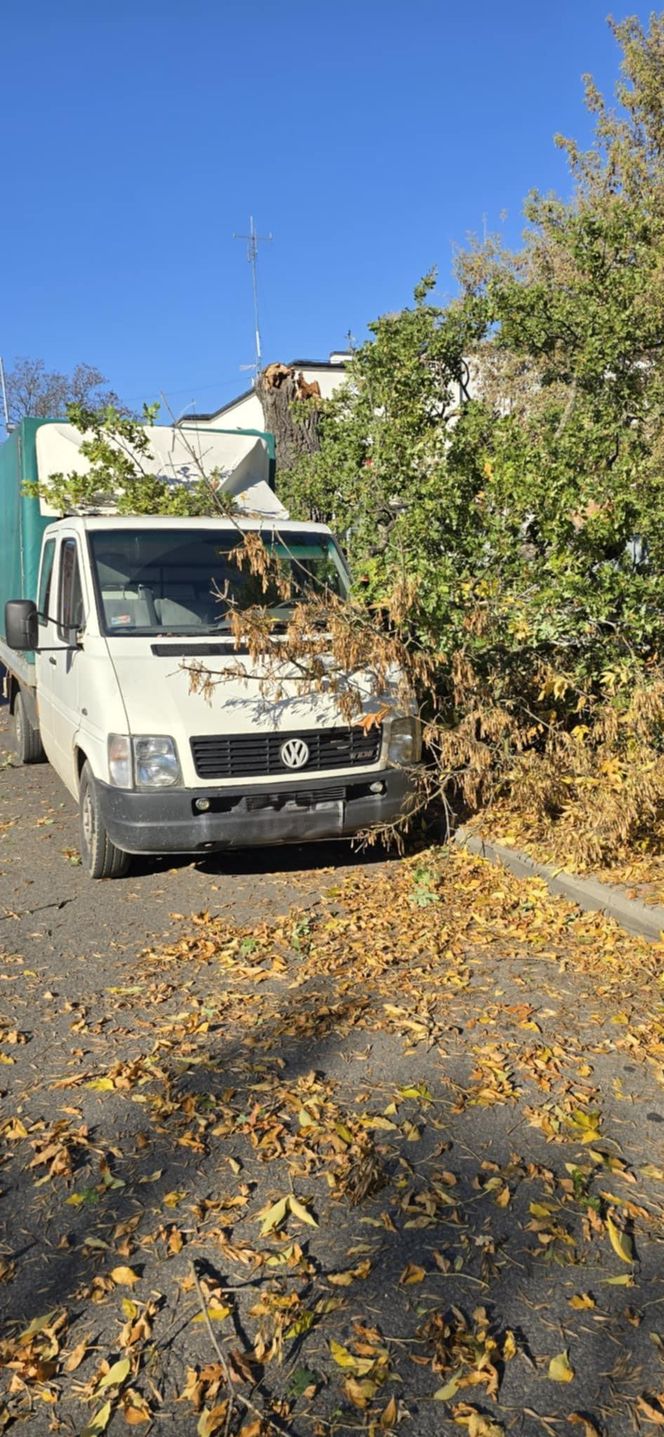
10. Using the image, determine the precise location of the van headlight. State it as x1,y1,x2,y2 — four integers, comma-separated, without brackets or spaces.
387,716,421,766
133,736,181,788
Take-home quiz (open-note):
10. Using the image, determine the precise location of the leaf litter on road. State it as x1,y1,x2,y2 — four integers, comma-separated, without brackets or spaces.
0,846,663,1434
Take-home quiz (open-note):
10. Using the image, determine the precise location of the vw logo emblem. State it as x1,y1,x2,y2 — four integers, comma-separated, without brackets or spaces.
280,737,310,770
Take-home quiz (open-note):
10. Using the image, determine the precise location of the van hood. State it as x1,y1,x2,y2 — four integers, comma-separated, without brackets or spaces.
105,638,388,786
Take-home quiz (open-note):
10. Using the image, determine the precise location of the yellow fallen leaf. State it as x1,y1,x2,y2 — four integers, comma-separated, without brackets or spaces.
433,1368,464,1401
606,1214,634,1263
122,1388,152,1424
529,1202,557,1218
400,1263,426,1285
329,1340,374,1376
111,1266,140,1288
197,1405,229,1437
569,1293,596,1310
503,1329,517,1360
18,1309,61,1342
636,1396,664,1426
467,1413,506,1437
193,1298,231,1324
344,1375,377,1408
97,1356,131,1392
81,1402,113,1437
328,1259,372,1286
288,1195,318,1228
548,1350,575,1383
569,1414,602,1437
380,1395,399,1428
3,1118,28,1139
329,1339,360,1370
259,1196,289,1235
64,1338,88,1372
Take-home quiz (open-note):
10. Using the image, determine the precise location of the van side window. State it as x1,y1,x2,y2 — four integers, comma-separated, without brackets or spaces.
59,540,84,636
37,540,56,628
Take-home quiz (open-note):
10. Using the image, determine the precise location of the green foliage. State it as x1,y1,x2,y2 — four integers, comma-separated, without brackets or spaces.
26,403,236,517
278,15,664,858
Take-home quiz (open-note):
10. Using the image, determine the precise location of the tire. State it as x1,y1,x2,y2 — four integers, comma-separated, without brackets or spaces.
13,690,45,765
79,760,130,880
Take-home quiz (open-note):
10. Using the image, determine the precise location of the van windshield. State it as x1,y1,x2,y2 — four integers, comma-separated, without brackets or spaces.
88,528,349,635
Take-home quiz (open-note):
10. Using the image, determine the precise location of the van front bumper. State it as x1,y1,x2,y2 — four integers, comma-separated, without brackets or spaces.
96,769,415,855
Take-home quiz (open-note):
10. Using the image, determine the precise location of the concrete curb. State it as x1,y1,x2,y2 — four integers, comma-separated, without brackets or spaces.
454,827,664,944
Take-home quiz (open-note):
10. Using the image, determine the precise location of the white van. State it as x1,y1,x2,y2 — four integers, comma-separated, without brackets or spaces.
1,424,419,878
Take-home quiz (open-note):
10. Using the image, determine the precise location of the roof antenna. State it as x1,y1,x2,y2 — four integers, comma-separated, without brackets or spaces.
234,216,272,382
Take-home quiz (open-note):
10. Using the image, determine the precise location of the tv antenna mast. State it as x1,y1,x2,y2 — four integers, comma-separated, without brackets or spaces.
234,216,272,381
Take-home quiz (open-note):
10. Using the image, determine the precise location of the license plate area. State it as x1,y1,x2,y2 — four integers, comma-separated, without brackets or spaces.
246,786,347,814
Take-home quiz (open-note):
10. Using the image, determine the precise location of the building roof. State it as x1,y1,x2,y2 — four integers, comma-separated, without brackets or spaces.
185,356,350,423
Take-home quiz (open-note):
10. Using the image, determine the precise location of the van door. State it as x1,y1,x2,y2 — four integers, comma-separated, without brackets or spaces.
35,536,85,793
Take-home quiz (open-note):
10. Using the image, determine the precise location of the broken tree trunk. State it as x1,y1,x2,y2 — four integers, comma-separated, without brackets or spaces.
256,363,322,472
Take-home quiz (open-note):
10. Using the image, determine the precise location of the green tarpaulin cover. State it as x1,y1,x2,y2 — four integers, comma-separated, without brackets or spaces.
0,419,51,640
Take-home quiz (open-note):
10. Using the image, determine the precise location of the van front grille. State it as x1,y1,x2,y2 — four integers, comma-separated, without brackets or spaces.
190,726,382,780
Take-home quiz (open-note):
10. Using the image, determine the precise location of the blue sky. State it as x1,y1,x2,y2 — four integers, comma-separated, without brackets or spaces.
0,0,653,417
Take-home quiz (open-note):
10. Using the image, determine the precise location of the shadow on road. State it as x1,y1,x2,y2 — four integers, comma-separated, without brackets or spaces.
128,835,403,883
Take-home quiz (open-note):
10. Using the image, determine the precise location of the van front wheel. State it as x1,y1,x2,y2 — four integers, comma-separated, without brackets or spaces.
79,761,130,879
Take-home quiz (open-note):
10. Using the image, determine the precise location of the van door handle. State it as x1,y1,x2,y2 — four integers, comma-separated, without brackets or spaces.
49,656,57,666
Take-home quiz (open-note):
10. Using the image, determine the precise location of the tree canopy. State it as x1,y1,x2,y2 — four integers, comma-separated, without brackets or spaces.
4,358,121,427
275,14,664,864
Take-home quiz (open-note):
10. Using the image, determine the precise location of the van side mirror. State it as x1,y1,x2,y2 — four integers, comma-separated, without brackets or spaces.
5,600,38,652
